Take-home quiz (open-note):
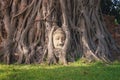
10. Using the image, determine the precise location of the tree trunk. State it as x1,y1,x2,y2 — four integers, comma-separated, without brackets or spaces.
0,0,119,64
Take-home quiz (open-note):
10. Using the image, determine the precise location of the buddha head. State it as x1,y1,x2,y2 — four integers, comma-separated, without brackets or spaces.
53,28,66,49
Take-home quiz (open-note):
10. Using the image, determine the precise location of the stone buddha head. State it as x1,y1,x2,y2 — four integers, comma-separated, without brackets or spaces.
53,28,66,49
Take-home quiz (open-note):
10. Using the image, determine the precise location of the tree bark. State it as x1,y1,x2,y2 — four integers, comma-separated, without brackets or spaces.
0,0,119,64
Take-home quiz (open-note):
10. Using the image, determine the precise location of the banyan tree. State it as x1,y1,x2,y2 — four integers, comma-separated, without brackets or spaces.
0,0,120,64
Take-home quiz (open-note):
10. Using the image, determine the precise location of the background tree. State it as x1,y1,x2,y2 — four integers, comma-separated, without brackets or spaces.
0,0,120,64
101,0,120,24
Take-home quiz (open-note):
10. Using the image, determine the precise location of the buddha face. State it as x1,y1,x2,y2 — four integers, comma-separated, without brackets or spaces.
53,28,65,49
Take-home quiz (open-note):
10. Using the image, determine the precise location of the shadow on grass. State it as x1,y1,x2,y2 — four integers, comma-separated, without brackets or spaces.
0,62,120,80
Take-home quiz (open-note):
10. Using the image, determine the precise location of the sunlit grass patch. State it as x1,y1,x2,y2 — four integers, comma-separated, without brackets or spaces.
0,60,120,80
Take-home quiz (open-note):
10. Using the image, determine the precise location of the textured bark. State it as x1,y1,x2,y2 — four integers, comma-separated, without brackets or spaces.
0,0,119,64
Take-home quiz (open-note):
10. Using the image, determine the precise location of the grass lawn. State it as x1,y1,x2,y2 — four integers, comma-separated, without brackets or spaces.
0,60,120,80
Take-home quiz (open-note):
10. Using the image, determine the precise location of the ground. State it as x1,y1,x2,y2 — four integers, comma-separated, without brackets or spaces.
0,60,120,80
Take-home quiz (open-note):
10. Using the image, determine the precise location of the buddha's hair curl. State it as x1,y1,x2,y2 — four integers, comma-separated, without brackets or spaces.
53,28,65,36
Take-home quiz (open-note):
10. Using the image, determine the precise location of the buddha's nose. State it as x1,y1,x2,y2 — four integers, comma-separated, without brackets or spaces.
59,39,63,44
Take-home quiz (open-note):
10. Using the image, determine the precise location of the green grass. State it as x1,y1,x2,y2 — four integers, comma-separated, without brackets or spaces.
0,60,120,80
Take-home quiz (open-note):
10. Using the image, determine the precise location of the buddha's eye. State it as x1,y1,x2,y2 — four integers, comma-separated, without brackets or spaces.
55,37,59,40
61,37,65,41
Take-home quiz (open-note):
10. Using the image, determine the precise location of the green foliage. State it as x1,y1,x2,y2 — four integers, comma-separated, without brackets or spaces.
101,0,120,23
0,60,120,80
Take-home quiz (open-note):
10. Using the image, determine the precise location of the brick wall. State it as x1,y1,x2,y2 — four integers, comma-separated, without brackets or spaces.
103,15,120,45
